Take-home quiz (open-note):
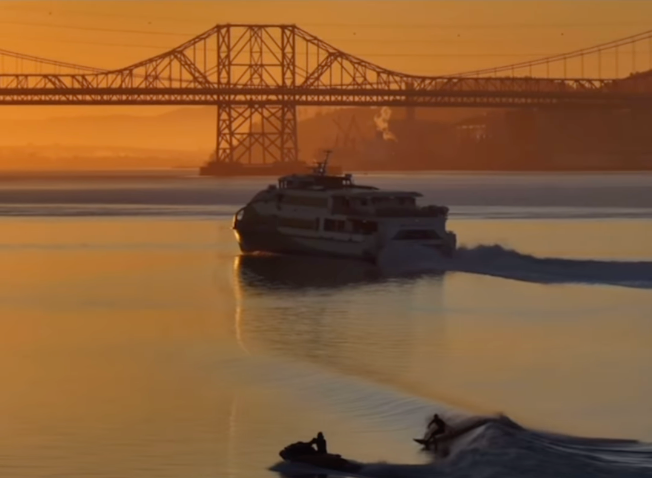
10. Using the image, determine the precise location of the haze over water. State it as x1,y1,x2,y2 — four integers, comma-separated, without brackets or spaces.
1,172,652,477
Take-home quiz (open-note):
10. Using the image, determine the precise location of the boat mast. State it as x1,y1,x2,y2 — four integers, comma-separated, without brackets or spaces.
314,149,332,176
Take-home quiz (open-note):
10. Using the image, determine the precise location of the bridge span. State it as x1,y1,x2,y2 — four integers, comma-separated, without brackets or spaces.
1,24,652,165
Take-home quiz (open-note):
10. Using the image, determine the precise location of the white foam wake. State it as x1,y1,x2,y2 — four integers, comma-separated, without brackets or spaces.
376,243,652,289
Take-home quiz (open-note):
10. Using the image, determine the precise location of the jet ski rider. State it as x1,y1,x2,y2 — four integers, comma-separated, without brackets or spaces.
280,432,327,458
310,432,328,454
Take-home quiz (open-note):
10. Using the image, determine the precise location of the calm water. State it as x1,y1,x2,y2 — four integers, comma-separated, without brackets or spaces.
0,172,651,478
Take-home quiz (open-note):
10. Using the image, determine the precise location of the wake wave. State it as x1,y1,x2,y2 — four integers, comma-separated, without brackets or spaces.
271,415,652,478
254,352,652,478
377,244,652,289
436,415,652,477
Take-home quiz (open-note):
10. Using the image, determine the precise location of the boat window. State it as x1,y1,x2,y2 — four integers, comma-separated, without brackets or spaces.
331,196,354,214
372,196,392,205
350,219,378,235
393,230,441,240
324,218,347,232
277,217,318,230
282,195,329,208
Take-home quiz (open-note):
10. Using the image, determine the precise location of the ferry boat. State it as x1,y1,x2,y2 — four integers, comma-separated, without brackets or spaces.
232,152,456,263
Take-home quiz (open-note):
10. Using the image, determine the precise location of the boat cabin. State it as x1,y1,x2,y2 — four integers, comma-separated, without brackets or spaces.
331,191,422,215
277,172,358,190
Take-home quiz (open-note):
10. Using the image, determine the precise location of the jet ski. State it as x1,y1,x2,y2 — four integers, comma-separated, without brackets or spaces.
279,441,362,473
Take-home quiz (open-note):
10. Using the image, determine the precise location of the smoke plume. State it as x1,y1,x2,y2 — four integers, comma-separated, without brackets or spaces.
373,107,397,141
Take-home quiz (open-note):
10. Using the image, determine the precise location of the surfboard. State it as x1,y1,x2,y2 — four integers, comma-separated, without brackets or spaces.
413,418,492,448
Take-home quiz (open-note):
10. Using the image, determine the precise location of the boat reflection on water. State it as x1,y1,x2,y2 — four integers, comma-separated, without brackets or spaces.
235,253,444,292
235,253,384,292
231,253,446,385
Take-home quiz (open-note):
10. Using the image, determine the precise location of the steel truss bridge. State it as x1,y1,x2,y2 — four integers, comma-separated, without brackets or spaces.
1,24,652,164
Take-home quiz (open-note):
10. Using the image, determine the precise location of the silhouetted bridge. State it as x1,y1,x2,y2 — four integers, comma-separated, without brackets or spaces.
1,24,652,163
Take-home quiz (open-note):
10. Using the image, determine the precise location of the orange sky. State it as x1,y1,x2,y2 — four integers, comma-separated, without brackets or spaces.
1,0,651,119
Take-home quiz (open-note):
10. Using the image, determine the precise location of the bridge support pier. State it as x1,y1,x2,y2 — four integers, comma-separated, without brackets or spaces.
214,103,299,164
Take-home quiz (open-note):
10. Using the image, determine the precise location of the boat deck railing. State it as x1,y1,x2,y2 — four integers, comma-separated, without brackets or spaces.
331,205,448,218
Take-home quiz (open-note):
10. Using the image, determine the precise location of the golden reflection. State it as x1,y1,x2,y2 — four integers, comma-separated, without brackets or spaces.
231,252,446,388
232,256,250,356
226,394,238,478
1,211,651,477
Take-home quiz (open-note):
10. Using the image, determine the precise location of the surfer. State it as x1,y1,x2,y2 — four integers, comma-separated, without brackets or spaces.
424,414,448,451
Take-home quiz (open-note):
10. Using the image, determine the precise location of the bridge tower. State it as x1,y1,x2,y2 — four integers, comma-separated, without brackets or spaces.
213,25,298,165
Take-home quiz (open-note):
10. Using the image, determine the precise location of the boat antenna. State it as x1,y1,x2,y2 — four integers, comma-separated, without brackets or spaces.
314,149,332,176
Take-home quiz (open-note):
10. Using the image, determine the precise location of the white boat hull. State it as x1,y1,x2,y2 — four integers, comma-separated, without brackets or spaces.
235,228,378,262
231,164,457,263
235,225,455,263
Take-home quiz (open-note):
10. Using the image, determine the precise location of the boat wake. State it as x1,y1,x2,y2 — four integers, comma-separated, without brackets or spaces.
376,244,652,289
272,414,652,478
